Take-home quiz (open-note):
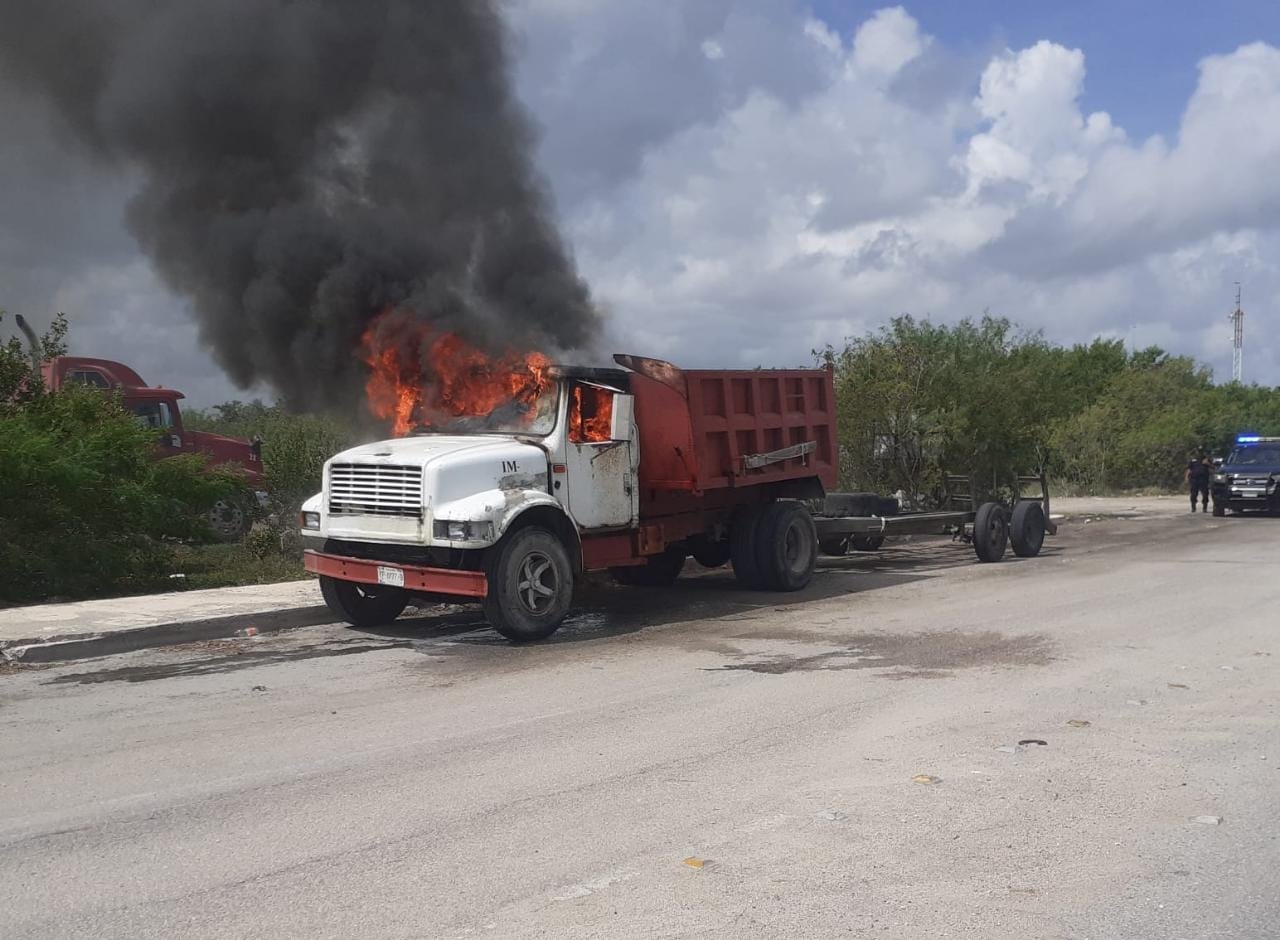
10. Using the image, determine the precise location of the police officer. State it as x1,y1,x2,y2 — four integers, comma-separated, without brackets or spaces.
1185,452,1211,513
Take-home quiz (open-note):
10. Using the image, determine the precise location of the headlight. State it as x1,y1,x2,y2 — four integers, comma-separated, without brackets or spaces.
300,511,321,530
433,520,494,541
1213,473,1226,483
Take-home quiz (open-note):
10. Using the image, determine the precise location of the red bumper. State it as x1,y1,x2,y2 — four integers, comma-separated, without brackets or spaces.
304,550,488,598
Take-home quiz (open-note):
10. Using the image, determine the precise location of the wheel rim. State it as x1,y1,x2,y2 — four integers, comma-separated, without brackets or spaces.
516,550,559,615
210,500,244,538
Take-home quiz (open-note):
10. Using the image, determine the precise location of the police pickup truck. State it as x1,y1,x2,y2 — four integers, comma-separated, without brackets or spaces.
1211,435,1280,516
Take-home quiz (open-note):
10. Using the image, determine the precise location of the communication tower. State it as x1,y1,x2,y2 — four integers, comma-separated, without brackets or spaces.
1230,283,1244,384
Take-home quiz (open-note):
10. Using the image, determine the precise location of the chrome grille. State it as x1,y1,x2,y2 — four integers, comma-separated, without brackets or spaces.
1229,475,1270,487
328,463,423,517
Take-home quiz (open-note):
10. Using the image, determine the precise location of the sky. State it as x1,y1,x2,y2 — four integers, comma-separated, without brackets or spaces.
2,1,1279,405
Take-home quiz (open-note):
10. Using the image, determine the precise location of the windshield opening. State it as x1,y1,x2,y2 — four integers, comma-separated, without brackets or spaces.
1226,445,1280,467
411,381,559,437
130,401,173,430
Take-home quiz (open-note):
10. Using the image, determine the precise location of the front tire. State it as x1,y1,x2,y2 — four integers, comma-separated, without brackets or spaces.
319,576,409,628
484,526,574,642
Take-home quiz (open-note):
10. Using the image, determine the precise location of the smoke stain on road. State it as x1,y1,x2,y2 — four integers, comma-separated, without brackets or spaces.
710,630,1054,677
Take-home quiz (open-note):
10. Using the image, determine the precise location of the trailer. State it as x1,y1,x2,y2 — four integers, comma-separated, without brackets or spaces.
813,473,1057,563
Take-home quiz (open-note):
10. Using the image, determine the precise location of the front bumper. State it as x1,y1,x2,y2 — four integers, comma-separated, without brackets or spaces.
304,550,488,598
1211,485,1279,511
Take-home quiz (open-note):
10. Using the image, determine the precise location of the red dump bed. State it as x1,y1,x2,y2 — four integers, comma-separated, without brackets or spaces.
617,356,837,495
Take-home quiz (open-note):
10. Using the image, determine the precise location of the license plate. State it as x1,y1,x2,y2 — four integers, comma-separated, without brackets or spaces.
376,565,405,587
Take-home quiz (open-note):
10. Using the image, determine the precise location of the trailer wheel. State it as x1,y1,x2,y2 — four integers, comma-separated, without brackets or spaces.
611,546,687,586
731,505,767,588
484,526,574,642
818,536,849,557
849,534,886,552
1009,501,1046,557
972,502,1009,563
755,501,818,591
319,576,409,629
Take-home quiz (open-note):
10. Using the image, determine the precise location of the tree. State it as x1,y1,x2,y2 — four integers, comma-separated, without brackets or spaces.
821,315,1068,504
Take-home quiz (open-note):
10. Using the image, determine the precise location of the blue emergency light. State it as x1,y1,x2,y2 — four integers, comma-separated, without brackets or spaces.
1237,435,1262,443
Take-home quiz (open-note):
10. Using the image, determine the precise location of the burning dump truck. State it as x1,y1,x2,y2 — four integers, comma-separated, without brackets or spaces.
302,337,842,640
302,330,1051,641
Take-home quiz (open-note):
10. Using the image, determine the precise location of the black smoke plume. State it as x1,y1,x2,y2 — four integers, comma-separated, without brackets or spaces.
0,0,598,410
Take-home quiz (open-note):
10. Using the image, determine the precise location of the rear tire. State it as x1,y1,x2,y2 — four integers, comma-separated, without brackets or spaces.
972,502,1009,563
611,546,686,586
484,527,574,642
1009,501,1046,557
754,501,818,591
731,505,767,588
319,576,409,628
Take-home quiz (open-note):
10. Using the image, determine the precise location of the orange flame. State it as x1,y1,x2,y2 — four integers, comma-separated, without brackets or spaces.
570,384,613,443
362,311,552,437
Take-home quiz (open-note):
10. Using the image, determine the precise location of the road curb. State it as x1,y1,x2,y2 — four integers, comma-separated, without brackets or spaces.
0,605,335,664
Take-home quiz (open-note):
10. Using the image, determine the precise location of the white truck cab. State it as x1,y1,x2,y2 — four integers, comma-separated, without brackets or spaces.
301,367,637,640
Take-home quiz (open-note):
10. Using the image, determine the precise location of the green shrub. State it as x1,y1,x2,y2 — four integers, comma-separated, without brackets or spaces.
0,386,246,602
0,310,248,603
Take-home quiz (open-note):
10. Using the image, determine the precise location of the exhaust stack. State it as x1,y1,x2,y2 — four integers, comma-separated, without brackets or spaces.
13,314,41,373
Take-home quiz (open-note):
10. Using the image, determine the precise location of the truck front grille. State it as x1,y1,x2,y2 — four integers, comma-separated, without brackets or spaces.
328,463,423,517
1233,476,1270,487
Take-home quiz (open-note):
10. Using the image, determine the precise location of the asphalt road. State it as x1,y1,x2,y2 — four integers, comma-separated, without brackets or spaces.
1,510,1277,938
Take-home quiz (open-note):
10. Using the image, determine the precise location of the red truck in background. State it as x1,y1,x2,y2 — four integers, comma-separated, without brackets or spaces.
40,354,266,540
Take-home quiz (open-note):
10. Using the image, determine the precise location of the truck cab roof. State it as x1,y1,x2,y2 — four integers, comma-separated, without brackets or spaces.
43,356,149,389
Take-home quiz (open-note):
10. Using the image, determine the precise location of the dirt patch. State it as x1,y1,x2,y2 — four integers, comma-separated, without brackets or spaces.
711,630,1055,677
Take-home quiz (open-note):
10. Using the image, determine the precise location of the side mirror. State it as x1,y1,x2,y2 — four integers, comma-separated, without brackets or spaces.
610,393,635,442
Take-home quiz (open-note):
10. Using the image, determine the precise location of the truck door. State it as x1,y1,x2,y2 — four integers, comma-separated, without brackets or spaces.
564,382,638,529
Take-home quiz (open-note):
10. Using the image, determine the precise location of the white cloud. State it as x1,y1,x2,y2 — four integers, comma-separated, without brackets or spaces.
513,4,1280,384
964,40,1123,203
851,6,926,79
